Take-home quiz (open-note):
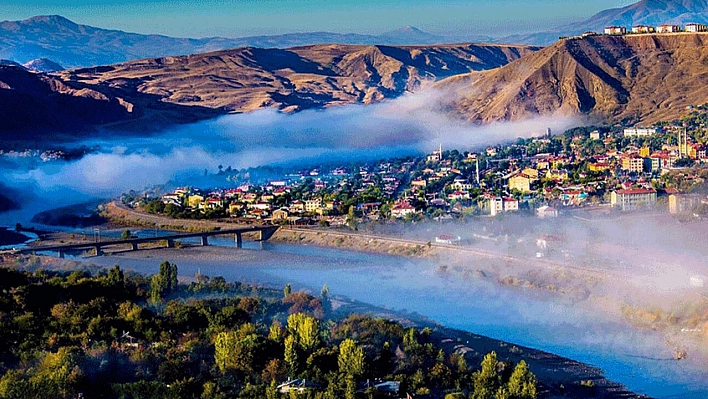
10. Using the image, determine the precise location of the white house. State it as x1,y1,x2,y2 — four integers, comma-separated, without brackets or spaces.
623,127,657,137
657,24,681,33
604,26,626,35
631,25,655,34
685,23,708,32
536,205,559,218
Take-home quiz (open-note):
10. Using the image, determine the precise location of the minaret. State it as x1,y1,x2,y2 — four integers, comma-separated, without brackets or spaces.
476,157,480,185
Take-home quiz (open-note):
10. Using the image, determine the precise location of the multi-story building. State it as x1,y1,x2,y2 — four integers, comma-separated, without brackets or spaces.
685,23,708,32
508,175,532,193
610,188,657,211
605,26,627,35
657,24,681,33
668,193,703,214
623,127,657,137
632,25,655,33
305,198,323,213
489,197,519,216
621,155,645,173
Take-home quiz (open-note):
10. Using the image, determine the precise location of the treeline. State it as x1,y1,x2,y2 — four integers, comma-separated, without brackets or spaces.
0,263,537,399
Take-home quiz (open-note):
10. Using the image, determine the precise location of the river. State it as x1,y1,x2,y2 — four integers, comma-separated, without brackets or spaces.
76,235,708,399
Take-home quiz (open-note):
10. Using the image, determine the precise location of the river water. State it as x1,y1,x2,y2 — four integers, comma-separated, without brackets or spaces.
77,234,708,399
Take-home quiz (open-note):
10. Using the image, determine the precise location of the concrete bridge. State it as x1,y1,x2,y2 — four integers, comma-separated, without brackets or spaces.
17,226,279,257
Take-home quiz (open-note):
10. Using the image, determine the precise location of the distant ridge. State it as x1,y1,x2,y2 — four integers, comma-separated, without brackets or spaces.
0,42,538,136
22,58,63,73
0,15,491,68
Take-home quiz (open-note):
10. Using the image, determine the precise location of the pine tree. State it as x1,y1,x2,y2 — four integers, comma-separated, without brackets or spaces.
472,351,500,399
507,360,537,399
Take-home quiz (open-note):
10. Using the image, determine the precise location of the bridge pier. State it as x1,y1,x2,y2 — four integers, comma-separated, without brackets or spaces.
57,250,65,259
167,239,175,248
131,242,139,251
235,233,243,248
200,236,209,246
94,246,103,256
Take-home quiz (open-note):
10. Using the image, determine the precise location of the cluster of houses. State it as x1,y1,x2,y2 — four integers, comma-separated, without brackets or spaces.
148,120,708,225
482,125,708,215
600,22,708,36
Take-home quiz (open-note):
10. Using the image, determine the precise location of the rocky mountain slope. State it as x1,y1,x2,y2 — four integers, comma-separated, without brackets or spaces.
439,33,708,124
0,15,488,68
505,0,708,45
0,64,219,137
58,43,538,114
0,42,536,136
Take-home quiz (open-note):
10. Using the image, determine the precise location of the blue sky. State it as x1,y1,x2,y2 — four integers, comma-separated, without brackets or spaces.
3,0,637,37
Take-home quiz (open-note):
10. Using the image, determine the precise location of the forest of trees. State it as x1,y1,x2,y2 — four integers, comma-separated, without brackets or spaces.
0,262,537,399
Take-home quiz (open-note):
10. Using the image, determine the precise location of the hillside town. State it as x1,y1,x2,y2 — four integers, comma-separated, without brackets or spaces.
131,107,708,226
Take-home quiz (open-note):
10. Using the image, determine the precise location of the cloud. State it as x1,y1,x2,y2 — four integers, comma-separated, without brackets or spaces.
0,87,583,222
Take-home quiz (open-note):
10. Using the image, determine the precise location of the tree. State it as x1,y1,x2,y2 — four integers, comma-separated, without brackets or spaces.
284,335,299,376
107,265,125,287
320,284,331,316
287,313,321,352
150,261,178,303
284,283,292,298
121,229,132,239
338,339,365,377
346,206,358,230
213,329,258,374
472,351,500,399
507,360,537,399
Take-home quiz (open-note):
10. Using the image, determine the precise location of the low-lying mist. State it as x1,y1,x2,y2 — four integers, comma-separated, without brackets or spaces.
0,88,581,224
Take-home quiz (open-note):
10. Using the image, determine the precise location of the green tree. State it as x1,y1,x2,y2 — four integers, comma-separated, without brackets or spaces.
320,284,332,316
213,329,258,374
150,261,178,303
346,206,358,230
107,265,125,286
472,352,500,399
338,339,365,377
121,229,132,239
284,283,292,298
284,335,299,377
287,313,321,353
507,360,537,399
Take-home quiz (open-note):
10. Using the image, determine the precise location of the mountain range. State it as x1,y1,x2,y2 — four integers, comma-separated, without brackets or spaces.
0,15,490,69
506,0,708,45
0,42,537,137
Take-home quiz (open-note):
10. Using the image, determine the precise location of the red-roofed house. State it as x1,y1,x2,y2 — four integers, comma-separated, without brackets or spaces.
610,188,657,211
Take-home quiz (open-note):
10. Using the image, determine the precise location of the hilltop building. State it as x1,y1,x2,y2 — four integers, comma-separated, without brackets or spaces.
685,23,708,32
632,25,655,33
604,26,626,35
657,24,681,33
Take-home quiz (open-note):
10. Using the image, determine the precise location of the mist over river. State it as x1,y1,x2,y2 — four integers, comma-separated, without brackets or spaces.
79,238,708,399
1,102,706,398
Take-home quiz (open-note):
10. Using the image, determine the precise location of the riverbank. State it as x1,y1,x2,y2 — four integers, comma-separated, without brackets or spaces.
1,246,645,399
0,227,32,247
